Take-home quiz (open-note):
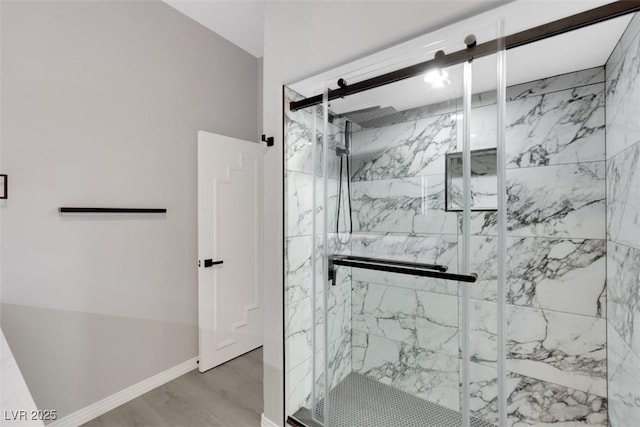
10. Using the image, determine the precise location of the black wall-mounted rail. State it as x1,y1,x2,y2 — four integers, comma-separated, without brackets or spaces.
289,1,640,112
328,254,476,286
59,207,167,213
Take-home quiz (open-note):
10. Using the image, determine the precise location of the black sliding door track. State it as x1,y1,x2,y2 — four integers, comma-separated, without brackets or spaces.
289,1,640,112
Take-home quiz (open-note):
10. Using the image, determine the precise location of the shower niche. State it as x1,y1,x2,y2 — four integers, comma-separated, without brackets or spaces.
283,3,640,427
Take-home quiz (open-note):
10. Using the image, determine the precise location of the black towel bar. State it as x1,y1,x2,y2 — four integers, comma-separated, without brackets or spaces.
328,254,477,286
59,207,166,213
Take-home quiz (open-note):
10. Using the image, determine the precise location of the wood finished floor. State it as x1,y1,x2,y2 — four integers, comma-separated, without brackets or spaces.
83,347,263,427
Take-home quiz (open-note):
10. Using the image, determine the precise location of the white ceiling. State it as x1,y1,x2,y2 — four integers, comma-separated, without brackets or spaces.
162,0,265,58
161,0,634,111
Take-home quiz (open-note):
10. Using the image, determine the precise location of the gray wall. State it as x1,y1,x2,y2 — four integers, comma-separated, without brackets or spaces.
605,12,640,427
0,0,260,419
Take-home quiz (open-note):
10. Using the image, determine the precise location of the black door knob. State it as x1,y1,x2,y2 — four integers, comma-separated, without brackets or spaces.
204,259,223,268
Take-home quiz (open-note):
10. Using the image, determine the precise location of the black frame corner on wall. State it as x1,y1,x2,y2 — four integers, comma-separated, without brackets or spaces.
0,174,7,200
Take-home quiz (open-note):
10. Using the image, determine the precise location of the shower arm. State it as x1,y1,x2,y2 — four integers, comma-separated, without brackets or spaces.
327,254,477,286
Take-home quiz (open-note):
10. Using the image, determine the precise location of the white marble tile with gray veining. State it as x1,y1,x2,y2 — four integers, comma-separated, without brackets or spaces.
506,305,607,397
352,281,459,354
331,336,352,389
349,232,459,295
508,237,606,317
286,356,312,416
399,99,459,122
506,83,605,168
285,235,314,304
284,88,344,178
351,331,460,410
468,302,607,397
284,100,322,175
607,141,640,249
447,143,498,212
607,325,640,427
469,362,609,426
351,176,457,235
606,23,640,159
285,297,313,373
285,171,315,237
350,113,458,181
506,67,604,101
507,162,606,239
607,241,640,357
464,211,498,236
463,235,498,301
468,362,499,425
506,372,608,426
327,274,352,346
607,13,640,84
455,103,498,152
468,298,498,366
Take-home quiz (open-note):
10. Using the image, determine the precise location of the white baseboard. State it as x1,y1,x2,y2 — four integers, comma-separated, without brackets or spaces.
49,357,198,427
261,413,281,427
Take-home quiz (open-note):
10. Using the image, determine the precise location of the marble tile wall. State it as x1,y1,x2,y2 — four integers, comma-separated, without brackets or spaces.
605,12,640,427
284,44,633,424
284,88,352,416
349,66,608,426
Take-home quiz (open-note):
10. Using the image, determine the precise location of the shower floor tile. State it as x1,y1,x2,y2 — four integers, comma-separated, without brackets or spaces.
291,372,494,427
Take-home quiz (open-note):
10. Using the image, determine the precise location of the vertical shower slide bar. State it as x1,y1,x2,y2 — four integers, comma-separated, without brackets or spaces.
461,60,472,427
311,101,319,423
321,87,330,426
496,20,508,427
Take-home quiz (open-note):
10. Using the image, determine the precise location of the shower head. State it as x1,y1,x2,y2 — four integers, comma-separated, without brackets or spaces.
337,106,404,129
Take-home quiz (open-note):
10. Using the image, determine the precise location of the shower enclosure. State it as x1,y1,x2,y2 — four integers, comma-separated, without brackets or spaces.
284,3,640,426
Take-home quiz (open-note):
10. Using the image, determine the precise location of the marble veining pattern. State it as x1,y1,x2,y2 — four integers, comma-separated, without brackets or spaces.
606,241,640,357
506,67,604,102
351,113,457,181
607,141,640,250
349,232,459,295
468,362,499,424
507,237,606,317
469,301,607,397
284,88,344,177
505,83,605,168
506,305,607,397
285,236,313,304
607,13,640,73
464,235,497,302
506,372,608,426
351,176,457,235
506,162,606,239
286,356,312,416
606,16,640,159
606,15,640,427
607,325,640,427
286,297,313,371
351,330,460,411
351,281,459,354
284,63,614,420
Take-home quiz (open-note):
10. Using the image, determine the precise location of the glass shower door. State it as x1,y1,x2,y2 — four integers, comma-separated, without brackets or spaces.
305,23,506,427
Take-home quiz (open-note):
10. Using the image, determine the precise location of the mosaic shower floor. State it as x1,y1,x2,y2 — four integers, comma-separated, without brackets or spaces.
291,372,495,427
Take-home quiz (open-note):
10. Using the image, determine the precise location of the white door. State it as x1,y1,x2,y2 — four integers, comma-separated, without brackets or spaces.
197,131,264,372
